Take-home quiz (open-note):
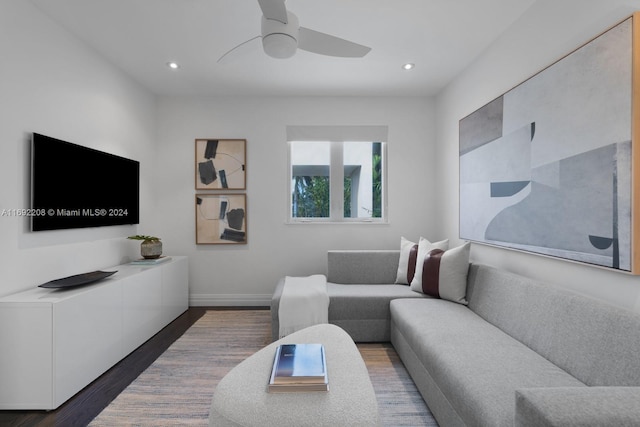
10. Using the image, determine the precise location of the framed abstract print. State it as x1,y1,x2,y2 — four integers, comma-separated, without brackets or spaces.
195,139,246,190
195,194,247,244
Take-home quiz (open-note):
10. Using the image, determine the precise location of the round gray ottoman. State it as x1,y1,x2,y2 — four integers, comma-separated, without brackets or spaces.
209,324,380,426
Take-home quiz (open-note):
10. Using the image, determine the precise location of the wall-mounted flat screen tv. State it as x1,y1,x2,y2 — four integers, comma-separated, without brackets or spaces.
31,133,140,231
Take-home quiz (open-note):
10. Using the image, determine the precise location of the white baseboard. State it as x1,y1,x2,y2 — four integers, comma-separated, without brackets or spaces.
189,293,272,307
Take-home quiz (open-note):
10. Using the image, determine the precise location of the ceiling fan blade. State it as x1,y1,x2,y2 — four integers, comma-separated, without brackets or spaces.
257,0,288,24
298,27,371,58
217,36,262,64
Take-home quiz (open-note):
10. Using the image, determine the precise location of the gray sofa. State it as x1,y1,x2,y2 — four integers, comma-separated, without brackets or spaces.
271,250,640,426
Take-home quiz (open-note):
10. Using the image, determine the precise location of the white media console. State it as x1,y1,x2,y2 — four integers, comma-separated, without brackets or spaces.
0,256,188,410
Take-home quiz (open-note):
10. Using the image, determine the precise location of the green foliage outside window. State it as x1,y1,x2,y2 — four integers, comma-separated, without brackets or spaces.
344,177,351,217
371,145,382,218
359,144,382,218
292,176,329,217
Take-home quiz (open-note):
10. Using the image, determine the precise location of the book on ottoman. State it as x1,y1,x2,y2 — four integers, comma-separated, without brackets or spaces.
268,343,328,392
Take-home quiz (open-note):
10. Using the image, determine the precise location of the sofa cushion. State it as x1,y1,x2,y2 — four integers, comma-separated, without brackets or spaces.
328,282,429,321
390,298,585,427
327,282,429,342
515,387,640,427
410,242,470,304
467,264,640,387
328,250,400,284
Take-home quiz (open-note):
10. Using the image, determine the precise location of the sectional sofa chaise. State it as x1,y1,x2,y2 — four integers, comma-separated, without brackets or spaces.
271,247,640,426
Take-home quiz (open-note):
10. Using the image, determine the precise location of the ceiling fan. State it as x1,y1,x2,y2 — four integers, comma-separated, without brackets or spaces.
218,0,371,63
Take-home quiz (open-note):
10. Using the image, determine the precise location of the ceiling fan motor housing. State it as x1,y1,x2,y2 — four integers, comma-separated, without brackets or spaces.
261,11,299,58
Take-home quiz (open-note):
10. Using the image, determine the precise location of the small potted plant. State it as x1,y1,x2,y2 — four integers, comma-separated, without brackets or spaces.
128,235,162,259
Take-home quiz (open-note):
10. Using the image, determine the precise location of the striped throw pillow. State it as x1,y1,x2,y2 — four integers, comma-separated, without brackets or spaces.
408,237,450,287
410,242,470,304
395,237,448,284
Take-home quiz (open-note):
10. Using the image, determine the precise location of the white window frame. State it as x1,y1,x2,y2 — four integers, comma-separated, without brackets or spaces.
286,126,388,224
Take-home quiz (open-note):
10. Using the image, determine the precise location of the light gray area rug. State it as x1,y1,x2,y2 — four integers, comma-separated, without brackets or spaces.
90,310,437,426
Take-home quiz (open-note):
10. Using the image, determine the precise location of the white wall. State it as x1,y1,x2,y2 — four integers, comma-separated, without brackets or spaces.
155,96,436,305
436,0,640,313
0,2,157,297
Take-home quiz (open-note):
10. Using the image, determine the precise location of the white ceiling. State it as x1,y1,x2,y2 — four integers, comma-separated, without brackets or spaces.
30,0,536,97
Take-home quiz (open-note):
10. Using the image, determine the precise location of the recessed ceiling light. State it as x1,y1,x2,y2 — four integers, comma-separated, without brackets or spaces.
402,63,415,70
167,61,180,70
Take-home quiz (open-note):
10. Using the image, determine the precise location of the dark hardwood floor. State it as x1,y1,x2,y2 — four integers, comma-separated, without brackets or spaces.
0,307,266,427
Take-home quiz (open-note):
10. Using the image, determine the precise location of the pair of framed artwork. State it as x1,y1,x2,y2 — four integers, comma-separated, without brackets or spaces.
195,139,247,244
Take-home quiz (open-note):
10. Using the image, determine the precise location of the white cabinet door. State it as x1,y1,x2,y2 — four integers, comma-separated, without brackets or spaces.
122,267,163,355
161,257,189,326
0,304,53,409
53,281,123,407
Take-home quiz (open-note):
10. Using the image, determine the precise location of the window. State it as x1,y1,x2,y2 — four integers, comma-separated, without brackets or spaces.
287,126,388,223
291,141,330,218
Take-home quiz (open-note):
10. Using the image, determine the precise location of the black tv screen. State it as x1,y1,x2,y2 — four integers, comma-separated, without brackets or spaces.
31,133,140,231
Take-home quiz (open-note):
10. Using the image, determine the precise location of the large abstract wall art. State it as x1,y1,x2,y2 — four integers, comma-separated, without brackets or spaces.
459,15,640,273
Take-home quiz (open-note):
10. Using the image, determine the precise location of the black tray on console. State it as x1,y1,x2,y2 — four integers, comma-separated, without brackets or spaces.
38,270,117,289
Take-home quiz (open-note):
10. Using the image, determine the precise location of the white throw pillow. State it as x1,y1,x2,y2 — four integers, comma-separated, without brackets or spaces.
395,237,418,284
410,242,470,305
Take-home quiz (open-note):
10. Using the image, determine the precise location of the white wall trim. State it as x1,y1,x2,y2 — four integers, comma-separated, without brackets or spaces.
189,293,272,307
